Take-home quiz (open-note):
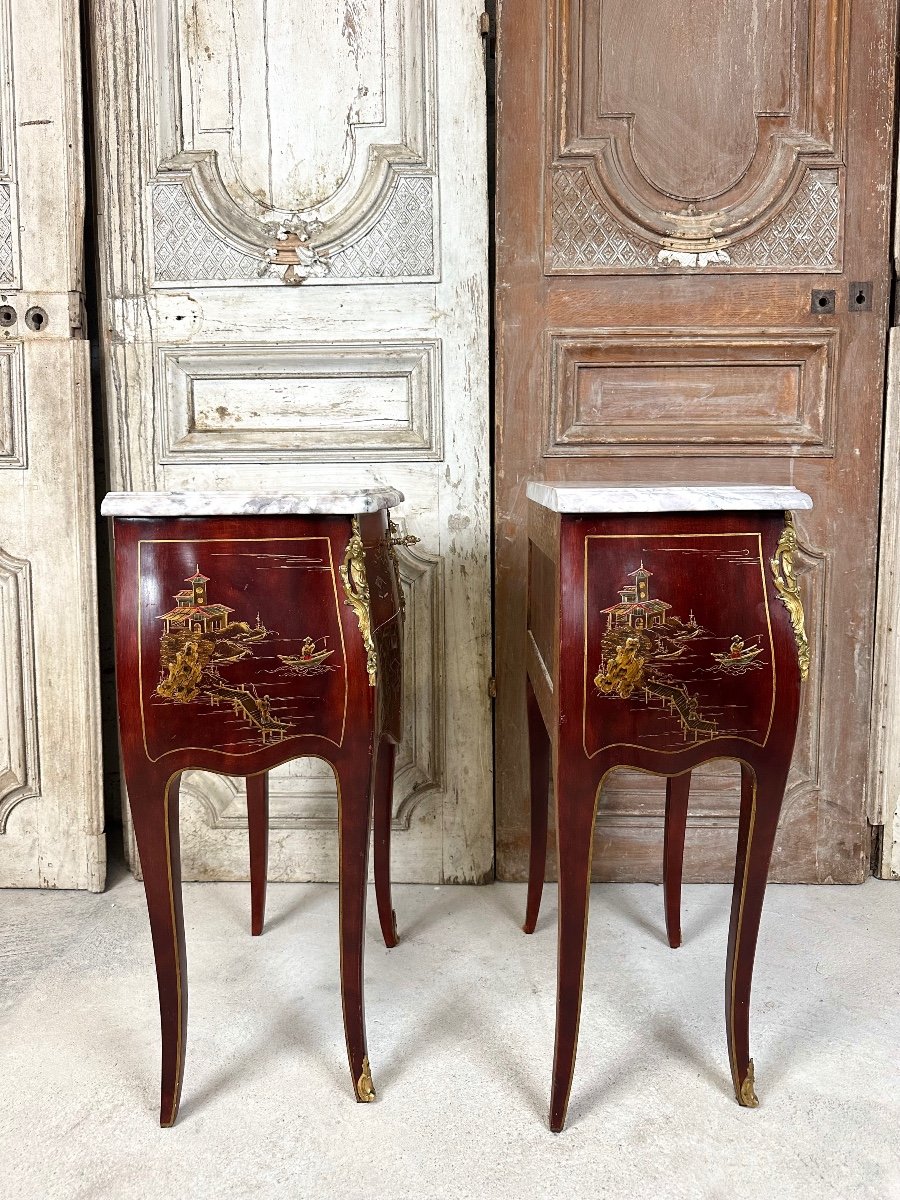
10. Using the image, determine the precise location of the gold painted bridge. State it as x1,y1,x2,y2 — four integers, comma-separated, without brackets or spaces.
642,679,718,742
205,678,290,744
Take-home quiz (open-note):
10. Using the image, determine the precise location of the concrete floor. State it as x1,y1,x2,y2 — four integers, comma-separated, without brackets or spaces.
2,864,899,1200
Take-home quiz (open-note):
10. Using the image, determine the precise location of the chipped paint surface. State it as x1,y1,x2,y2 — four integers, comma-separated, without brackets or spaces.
184,0,386,212
0,0,105,890
657,248,732,268
93,0,492,884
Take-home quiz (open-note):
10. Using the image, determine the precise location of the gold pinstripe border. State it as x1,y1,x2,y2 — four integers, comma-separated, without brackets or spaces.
581,533,777,759
137,537,349,761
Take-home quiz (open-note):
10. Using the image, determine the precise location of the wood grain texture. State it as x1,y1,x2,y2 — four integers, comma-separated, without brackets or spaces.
495,0,898,884
90,0,492,884
0,0,104,890
551,0,846,265
546,330,834,455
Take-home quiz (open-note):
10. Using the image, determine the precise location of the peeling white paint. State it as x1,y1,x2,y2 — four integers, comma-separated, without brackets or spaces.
93,0,493,885
0,0,105,890
657,248,732,268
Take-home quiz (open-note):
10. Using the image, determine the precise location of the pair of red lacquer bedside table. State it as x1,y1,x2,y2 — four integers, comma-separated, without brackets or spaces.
102,482,811,1131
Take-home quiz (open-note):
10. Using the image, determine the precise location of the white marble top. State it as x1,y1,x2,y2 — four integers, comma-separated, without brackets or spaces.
526,482,813,514
101,488,404,517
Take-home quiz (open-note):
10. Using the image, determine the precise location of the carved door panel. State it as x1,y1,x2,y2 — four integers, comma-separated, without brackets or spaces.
0,2,104,888
91,2,492,882
496,0,897,881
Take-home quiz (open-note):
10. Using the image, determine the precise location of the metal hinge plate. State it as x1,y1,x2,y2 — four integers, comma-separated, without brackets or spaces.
488,676,497,699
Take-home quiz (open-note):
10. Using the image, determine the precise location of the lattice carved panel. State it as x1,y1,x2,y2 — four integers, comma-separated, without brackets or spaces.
549,0,847,269
152,184,263,283
0,184,14,284
152,176,436,286
326,177,436,280
0,4,20,287
148,0,438,283
550,167,841,274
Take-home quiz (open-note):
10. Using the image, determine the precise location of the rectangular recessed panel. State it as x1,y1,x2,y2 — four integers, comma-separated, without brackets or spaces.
578,363,801,424
0,345,25,468
158,341,441,462
546,330,835,456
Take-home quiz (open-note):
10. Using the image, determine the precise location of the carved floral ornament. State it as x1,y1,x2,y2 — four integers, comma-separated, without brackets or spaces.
341,517,378,687
771,514,811,681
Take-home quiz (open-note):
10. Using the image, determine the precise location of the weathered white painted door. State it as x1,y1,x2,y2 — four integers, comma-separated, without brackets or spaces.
871,351,900,879
91,1,492,882
0,1,104,889
870,124,900,881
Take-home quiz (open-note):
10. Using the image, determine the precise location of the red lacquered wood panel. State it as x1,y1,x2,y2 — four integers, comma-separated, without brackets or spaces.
525,506,804,1131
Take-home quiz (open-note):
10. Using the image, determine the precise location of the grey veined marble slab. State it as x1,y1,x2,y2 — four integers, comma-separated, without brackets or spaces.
526,482,813,514
101,488,405,517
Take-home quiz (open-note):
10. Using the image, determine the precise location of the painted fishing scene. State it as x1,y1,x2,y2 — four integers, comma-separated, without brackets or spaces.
278,636,337,676
592,560,770,747
143,546,346,755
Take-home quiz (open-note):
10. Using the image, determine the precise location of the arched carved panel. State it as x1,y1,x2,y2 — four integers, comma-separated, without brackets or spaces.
147,0,437,284
549,0,847,271
0,548,40,831
179,530,444,833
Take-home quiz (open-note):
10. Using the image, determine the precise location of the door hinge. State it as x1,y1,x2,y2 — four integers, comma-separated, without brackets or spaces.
479,9,492,36
488,675,497,699
891,277,900,327
69,292,87,336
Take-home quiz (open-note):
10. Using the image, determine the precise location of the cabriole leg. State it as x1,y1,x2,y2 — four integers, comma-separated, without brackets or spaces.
247,772,269,937
663,771,691,949
524,676,551,935
336,749,377,1104
549,764,600,1132
373,738,399,948
127,767,187,1127
726,761,788,1109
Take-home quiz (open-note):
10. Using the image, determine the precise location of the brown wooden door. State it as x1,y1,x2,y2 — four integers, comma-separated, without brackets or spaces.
495,0,898,883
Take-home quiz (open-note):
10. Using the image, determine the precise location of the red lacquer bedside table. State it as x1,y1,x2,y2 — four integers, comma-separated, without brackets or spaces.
523,482,813,1131
101,488,413,1125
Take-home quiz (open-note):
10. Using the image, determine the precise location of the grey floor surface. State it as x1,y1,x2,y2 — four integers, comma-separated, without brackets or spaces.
2,864,899,1200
